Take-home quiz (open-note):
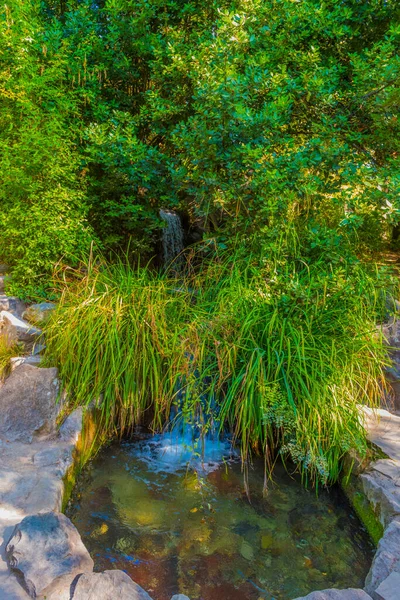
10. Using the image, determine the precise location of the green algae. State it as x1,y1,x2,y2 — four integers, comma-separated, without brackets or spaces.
61,405,109,511
340,452,384,546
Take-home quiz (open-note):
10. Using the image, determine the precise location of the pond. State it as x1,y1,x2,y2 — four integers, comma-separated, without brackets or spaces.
67,432,374,600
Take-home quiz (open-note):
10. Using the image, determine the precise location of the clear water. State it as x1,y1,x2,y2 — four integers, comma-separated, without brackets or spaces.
68,434,374,600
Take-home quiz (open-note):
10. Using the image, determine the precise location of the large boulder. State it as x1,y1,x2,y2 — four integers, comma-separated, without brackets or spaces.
294,590,372,599
6,512,93,599
0,364,60,442
365,520,400,599
72,570,152,600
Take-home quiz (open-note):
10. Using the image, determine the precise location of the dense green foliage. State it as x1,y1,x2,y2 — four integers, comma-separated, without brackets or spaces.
44,250,390,485
1,0,400,294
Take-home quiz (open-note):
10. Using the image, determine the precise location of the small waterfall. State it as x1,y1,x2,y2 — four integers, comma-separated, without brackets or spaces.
135,378,236,474
133,417,236,474
160,209,184,266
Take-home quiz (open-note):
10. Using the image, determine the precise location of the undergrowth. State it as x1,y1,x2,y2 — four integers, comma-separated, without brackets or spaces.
43,248,393,486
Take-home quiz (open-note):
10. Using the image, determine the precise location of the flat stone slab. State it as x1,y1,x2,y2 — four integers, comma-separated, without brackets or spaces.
0,364,60,443
362,408,400,460
370,460,400,486
72,570,152,600
293,589,372,599
6,512,93,599
375,571,400,600
0,409,84,599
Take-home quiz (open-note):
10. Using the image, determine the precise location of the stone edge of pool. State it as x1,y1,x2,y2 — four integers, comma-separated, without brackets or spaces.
0,363,399,600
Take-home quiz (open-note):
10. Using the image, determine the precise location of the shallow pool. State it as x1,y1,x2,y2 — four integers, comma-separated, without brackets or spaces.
68,434,374,600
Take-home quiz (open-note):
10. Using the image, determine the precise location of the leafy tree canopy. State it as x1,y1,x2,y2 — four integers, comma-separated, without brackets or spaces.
1,0,400,293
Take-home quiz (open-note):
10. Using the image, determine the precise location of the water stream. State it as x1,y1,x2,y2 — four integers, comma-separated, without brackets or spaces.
68,431,374,600
160,210,184,266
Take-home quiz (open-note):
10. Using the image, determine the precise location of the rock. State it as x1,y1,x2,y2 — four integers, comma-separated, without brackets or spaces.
6,512,93,599
361,471,400,528
0,297,27,318
375,571,400,600
0,364,60,442
0,466,64,516
72,570,152,600
0,311,41,344
365,520,400,598
23,303,56,325
293,589,373,599
370,460,400,485
32,342,46,355
10,355,42,370
380,319,400,411
171,596,191,600
59,408,83,444
362,408,400,463
384,365,400,412
0,294,10,310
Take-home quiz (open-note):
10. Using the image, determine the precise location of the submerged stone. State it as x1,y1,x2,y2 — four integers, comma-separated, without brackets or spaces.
294,589,373,599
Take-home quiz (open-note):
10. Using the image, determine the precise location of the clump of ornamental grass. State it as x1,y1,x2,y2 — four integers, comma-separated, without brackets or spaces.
43,249,391,486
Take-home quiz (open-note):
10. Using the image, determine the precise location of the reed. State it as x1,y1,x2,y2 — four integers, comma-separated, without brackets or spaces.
44,250,392,485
